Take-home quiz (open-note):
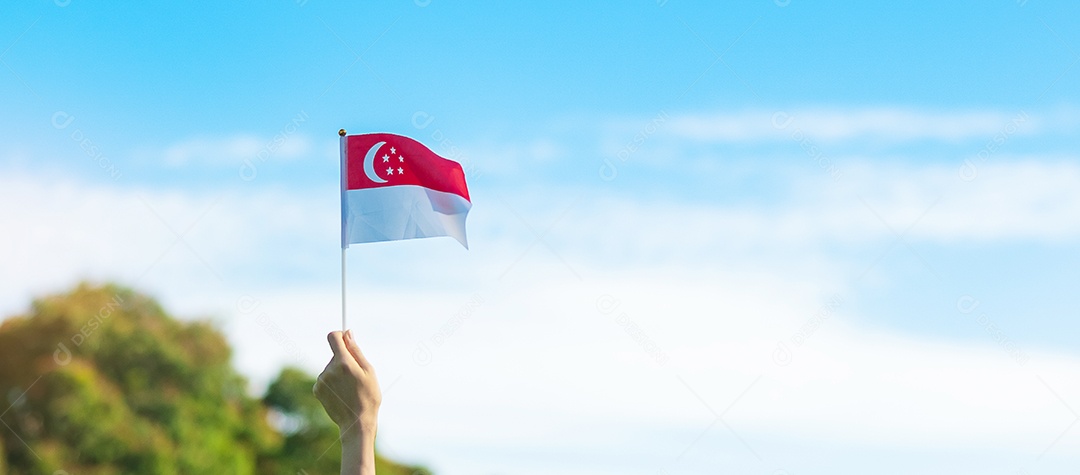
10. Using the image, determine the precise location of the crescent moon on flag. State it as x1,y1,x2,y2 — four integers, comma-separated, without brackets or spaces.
362,141,388,184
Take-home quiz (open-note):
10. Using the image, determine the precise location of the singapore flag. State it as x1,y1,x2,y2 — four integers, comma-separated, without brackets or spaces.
340,132,471,249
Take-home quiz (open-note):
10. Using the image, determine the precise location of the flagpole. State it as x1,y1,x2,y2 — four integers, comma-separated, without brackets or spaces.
340,128,348,331
341,247,347,331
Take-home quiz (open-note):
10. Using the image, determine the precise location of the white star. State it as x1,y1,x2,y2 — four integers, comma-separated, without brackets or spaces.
399,155,405,162
397,167,404,174
385,167,394,175
390,147,396,154
382,154,389,162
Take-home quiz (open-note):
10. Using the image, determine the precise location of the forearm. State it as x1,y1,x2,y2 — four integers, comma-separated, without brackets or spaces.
316,331,382,475
339,423,377,475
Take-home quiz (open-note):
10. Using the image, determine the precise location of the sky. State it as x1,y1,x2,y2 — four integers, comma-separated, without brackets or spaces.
3,1,1080,474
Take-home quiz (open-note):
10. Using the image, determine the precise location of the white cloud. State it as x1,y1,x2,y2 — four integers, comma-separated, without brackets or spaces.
564,159,1080,265
3,156,1080,474
213,268,1080,475
148,133,317,167
0,171,339,320
659,107,1047,143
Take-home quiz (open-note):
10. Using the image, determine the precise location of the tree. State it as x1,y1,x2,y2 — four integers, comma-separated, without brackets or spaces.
0,283,428,475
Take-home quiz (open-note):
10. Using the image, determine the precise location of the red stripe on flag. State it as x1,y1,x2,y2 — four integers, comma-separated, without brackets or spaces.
346,133,470,202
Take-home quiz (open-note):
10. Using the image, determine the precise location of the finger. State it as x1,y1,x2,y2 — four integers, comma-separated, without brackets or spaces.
344,329,373,370
326,331,350,360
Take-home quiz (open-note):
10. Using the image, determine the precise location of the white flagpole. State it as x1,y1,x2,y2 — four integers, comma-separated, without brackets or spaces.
339,128,348,331
341,247,347,331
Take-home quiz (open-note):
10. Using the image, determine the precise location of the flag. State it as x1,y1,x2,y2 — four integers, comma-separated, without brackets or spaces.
341,132,471,248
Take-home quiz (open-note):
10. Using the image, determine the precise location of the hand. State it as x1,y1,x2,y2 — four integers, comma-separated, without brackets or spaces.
314,330,381,431
314,330,381,436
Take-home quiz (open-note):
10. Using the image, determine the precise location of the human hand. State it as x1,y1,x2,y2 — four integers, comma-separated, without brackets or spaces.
314,330,382,434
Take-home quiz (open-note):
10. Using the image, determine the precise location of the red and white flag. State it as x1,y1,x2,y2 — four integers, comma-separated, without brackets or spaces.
340,132,471,248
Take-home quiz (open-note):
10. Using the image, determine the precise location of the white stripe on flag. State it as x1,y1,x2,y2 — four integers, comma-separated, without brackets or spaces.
343,185,471,248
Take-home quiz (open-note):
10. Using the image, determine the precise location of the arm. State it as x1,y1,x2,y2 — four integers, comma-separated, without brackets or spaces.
314,330,382,475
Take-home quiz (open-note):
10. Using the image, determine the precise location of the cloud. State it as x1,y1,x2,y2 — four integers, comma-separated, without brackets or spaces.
3,155,1080,473
217,267,1080,475
148,133,317,167
658,107,1047,143
4,157,1078,313
511,159,1080,286
0,171,338,318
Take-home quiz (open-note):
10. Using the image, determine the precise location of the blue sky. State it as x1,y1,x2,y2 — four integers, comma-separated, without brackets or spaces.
4,1,1080,474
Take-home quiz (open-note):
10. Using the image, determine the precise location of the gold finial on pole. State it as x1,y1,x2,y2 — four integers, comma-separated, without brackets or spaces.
338,129,347,137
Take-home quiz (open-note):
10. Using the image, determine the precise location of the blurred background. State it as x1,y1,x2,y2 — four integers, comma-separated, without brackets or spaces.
2,1,1080,474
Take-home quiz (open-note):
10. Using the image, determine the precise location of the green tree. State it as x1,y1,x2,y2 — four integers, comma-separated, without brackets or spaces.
0,283,428,475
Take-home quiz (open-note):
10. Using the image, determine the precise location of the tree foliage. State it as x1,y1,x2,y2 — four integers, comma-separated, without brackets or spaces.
0,283,429,475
